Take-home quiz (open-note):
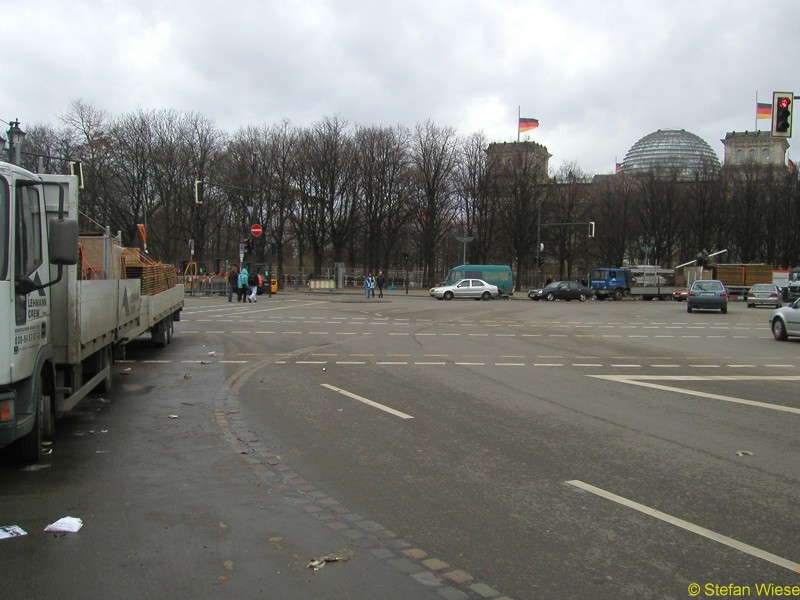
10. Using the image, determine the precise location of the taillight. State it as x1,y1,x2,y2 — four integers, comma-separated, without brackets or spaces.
720,291,728,298
770,293,778,298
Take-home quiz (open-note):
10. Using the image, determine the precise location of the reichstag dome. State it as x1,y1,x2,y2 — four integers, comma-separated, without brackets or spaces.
620,128,720,179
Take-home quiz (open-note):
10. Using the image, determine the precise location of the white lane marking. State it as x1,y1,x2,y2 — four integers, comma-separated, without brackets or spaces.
321,384,414,419
566,480,800,573
589,375,800,415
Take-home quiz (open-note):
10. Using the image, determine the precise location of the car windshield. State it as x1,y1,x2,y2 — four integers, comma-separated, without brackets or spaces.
693,281,723,291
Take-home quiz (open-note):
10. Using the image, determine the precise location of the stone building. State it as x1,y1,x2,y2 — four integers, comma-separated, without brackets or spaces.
720,131,789,167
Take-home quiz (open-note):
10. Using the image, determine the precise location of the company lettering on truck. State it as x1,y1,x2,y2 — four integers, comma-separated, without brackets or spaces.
26,296,48,319
14,324,42,354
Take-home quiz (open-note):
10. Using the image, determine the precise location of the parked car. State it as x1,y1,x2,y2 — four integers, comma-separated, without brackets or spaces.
745,283,782,309
429,278,500,300
686,279,728,313
528,280,594,302
769,297,800,340
672,288,689,301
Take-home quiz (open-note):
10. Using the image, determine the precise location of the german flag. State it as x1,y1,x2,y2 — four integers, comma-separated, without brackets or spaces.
519,117,539,133
756,102,772,120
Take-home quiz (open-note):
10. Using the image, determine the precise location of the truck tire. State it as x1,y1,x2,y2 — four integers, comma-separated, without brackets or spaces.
13,373,48,463
612,289,624,301
95,346,114,393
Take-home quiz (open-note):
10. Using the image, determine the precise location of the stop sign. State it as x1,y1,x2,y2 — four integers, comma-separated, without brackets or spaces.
250,223,263,237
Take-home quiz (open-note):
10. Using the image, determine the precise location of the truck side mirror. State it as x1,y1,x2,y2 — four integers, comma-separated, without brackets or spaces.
49,217,79,265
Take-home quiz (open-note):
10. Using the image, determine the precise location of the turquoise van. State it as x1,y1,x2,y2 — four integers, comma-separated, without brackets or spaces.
441,265,514,297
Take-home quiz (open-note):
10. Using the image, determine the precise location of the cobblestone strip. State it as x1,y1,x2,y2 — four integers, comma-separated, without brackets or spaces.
212,356,513,600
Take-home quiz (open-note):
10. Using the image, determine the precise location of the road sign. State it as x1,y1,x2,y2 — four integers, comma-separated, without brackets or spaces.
250,224,263,237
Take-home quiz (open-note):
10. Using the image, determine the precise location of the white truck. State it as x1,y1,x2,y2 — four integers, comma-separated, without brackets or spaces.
0,161,184,461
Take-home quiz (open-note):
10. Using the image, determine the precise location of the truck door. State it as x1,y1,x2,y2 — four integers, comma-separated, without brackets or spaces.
11,181,49,382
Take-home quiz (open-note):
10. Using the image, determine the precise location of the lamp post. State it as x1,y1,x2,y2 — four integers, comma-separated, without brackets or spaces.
6,119,25,165
455,234,474,265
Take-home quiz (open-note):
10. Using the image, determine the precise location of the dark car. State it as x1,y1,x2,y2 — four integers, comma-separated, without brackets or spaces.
528,280,594,302
686,279,728,313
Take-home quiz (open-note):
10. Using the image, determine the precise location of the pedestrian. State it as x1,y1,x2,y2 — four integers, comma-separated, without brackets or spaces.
364,273,374,298
376,271,386,298
238,266,249,302
227,265,239,302
247,270,258,303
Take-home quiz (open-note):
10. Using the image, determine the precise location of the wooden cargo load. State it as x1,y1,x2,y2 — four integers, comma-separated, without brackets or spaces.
714,264,773,287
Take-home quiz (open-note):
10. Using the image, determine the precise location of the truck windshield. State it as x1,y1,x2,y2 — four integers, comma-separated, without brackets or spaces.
0,180,7,280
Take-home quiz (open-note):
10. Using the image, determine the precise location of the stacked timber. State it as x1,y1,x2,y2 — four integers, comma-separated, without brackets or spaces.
123,248,178,296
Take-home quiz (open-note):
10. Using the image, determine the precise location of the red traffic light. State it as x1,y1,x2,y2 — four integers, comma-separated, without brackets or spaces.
778,97,791,110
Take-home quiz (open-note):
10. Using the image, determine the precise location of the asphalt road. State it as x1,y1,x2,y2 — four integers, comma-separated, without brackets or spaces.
2,291,799,599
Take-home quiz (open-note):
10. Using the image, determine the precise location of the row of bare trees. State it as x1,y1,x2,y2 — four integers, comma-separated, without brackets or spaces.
16,101,800,289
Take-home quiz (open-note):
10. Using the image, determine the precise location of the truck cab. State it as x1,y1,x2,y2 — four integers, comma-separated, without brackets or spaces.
787,268,800,301
590,267,632,301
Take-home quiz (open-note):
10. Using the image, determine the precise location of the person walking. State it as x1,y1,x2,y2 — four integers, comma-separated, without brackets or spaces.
238,266,249,302
247,270,258,303
227,265,239,302
376,271,386,298
364,273,374,299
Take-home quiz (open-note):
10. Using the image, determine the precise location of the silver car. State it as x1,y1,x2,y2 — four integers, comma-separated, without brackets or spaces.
430,278,500,301
769,297,800,340
746,283,782,309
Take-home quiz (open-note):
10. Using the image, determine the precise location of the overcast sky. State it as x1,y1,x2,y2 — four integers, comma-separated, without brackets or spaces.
5,0,798,174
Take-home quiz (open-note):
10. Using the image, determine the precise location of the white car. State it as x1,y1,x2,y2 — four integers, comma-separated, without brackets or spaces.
429,278,500,301
769,297,800,340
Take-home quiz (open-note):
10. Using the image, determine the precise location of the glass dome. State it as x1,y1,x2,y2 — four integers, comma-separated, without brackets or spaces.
621,129,720,179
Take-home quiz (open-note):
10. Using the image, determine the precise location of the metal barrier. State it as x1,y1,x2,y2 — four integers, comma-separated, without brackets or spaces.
308,279,336,292
178,275,228,296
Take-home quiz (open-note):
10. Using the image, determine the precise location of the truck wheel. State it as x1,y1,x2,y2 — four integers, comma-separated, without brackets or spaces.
13,374,48,462
612,289,624,301
95,346,114,393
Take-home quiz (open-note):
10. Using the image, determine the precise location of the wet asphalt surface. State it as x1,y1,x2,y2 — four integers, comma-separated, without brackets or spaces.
0,297,496,600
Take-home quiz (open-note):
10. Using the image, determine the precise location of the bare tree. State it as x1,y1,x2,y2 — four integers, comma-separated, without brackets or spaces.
409,120,459,285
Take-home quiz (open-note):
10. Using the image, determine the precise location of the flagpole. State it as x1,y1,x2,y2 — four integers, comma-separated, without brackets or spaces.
755,91,758,131
517,106,520,142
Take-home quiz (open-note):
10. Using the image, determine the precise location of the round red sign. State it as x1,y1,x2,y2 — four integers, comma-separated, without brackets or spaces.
250,224,263,237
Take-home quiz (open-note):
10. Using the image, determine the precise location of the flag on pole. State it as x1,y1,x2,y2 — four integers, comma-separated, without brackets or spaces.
756,102,772,120
615,162,622,173
789,159,796,172
518,117,539,133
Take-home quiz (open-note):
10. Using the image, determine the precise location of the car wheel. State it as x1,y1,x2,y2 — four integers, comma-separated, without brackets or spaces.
545,292,555,301
721,305,727,314
578,294,587,302
443,291,454,301
481,291,491,301
747,303,753,308
772,318,788,341
687,304,692,313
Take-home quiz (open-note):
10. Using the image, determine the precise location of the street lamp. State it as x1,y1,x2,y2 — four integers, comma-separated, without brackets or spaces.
455,234,474,265
6,119,25,165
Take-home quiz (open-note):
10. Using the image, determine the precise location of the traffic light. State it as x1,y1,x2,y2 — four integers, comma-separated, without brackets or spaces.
245,238,254,254
588,221,595,238
195,180,204,204
771,92,793,138
403,252,409,262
